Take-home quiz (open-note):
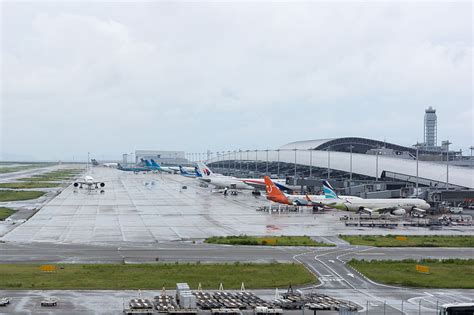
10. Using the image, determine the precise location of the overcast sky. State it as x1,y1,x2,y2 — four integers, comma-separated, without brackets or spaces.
1,1,472,161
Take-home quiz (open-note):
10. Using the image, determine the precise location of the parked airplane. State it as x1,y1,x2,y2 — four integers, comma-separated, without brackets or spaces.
196,163,254,189
197,163,291,191
91,159,118,168
264,176,330,206
263,176,361,207
143,160,174,173
147,159,195,174
117,163,150,173
73,175,105,192
319,181,430,215
179,165,202,178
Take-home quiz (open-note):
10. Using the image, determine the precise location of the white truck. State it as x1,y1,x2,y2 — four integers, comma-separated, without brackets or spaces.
449,207,463,214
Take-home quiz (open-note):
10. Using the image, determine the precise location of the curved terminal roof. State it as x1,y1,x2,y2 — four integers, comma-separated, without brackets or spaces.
209,142,474,189
280,137,440,155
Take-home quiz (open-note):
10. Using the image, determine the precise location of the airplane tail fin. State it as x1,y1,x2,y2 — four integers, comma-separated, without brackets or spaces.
264,176,289,204
322,180,338,199
179,165,189,176
150,159,160,167
194,166,202,178
197,162,212,177
144,160,152,167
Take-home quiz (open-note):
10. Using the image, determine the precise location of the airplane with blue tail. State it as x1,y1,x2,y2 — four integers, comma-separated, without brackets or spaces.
143,159,175,173
117,163,151,173
319,180,430,215
149,159,196,174
179,165,202,178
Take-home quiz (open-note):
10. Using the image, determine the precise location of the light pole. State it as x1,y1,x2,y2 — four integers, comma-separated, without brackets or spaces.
327,148,331,180
348,145,354,194
222,151,225,169
233,150,237,171
414,142,422,194
470,146,474,169
265,150,269,175
309,150,313,178
255,150,258,173
294,149,297,181
375,150,379,182
276,149,280,178
87,152,90,170
246,150,250,173
227,150,231,173
442,140,452,189
239,150,242,173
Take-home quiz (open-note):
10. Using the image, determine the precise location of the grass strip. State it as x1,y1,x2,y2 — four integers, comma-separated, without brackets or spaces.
0,165,48,174
339,235,474,247
0,190,46,202
348,259,474,289
0,182,60,189
0,262,316,290
205,235,334,247
0,207,16,220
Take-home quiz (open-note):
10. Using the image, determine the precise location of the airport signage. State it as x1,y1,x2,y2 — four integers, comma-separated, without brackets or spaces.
415,265,430,273
40,265,57,272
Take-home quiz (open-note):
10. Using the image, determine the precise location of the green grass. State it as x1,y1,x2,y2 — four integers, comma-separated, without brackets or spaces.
0,190,46,202
0,263,316,290
0,207,16,220
348,259,474,289
0,182,60,189
340,235,474,247
205,235,335,247
19,170,82,182
0,164,51,174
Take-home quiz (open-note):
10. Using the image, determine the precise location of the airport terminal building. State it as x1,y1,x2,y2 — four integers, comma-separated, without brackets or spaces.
205,137,474,194
135,150,187,165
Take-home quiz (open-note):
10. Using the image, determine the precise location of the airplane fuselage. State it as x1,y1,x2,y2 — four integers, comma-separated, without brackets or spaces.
203,176,254,190
332,198,431,214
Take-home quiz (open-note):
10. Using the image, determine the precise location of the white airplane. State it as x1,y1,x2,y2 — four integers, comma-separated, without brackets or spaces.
197,162,291,191
197,162,254,190
264,177,430,216
263,176,361,206
145,159,195,174
91,159,117,168
73,175,105,192
320,181,430,215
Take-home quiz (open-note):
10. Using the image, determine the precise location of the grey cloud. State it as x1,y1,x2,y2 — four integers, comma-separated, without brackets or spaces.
1,2,472,160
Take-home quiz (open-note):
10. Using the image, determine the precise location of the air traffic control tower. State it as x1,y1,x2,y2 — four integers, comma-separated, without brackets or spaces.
424,106,437,149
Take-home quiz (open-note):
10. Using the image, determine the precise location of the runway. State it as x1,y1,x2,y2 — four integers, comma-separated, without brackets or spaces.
0,241,472,314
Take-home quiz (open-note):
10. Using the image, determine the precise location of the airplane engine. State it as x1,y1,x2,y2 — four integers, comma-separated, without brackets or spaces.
100,183,105,187
73,183,79,187
391,209,406,216
293,200,309,206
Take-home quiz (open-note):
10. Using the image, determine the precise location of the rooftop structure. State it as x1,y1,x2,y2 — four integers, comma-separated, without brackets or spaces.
424,106,437,149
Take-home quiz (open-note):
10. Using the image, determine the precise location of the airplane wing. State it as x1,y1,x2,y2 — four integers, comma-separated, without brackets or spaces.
74,181,106,188
369,206,405,215
411,207,426,213
355,207,375,214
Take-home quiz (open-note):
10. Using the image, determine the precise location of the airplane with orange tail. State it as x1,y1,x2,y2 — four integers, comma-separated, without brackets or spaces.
263,176,328,206
264,176,430,215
